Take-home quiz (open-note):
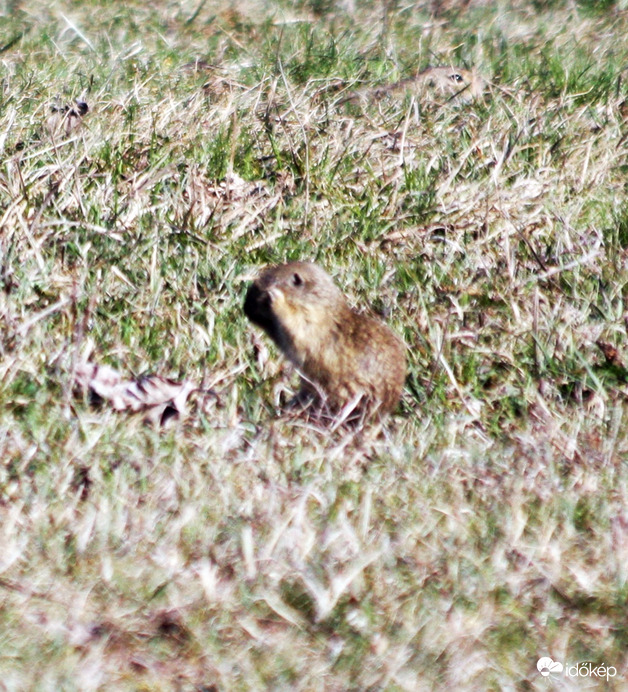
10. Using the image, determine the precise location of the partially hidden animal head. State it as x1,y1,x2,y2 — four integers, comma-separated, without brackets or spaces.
244,262,346,357
418,65,486,101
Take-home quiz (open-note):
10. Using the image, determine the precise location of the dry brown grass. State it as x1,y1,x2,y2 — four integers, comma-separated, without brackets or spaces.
1,0,628,689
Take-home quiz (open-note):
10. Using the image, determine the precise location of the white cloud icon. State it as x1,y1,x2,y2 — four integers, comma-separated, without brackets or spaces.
537,657,564,677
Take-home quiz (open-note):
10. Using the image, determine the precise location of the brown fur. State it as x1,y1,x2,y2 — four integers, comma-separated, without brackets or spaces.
244,262,406,417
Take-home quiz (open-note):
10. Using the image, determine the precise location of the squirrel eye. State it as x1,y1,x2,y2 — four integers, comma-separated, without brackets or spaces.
292,272,303,287
449,73,464,83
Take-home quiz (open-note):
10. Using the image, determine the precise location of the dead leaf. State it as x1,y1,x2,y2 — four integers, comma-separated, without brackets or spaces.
74,361,199,425
46,99,89,135
205,172,268,203
596,340,625,368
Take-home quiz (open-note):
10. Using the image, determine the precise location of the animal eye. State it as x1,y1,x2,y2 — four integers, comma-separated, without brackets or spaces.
449,73,464,83
292,273,303,287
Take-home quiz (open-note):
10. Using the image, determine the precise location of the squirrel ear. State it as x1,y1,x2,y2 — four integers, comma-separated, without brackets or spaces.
292,272,303,286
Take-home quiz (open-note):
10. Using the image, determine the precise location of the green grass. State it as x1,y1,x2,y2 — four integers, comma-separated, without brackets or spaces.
1,0,628,689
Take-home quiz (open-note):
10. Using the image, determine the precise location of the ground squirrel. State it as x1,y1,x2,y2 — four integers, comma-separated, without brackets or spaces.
343,65,485,105
244,262,406,418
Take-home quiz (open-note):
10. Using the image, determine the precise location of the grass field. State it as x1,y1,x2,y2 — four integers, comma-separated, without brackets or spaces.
1,0,628,689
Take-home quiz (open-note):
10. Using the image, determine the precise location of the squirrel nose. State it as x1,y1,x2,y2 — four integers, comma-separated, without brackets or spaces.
244,283,273,330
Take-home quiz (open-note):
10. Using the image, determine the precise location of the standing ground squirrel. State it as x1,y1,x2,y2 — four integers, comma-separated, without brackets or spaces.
244,262,406,418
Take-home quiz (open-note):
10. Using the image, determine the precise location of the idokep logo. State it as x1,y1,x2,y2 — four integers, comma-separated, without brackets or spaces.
537,657,563,677
537,657,617,682
565,662,617,681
